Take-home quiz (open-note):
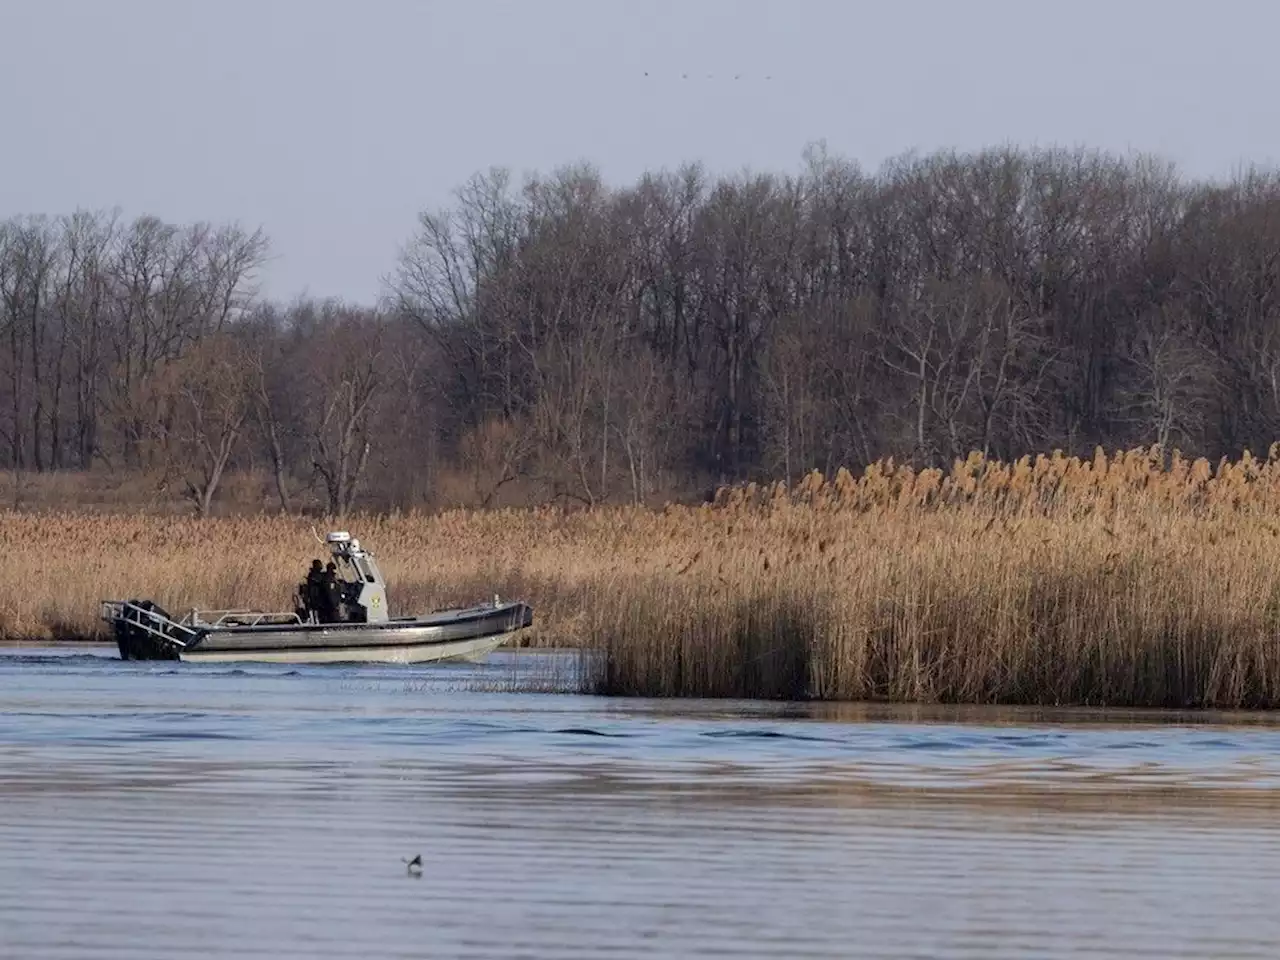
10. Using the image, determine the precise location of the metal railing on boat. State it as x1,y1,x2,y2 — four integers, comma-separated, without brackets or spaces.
99,600,201,649
184,609,304,628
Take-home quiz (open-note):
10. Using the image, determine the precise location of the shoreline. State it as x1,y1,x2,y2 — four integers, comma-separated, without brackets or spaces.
7,449,1280,707
0,639,110,648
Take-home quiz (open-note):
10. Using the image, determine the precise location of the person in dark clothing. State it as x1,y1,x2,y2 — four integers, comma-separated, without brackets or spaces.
294,581,310,622
304,559,325,621
320,561,343,623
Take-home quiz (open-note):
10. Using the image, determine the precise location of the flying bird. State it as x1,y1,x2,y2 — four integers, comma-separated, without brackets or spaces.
402,854,422,876
645,71,775,81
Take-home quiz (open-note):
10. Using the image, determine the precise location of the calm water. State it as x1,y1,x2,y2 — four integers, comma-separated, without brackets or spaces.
4,648,1280,958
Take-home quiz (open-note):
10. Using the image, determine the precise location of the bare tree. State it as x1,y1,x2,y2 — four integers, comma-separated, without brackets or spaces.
1118,307,1219,450
0,217,58,469
167,333,255,517
99,216,266,469
297,306,387,517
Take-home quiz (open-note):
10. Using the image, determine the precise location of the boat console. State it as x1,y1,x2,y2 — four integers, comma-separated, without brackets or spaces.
323,531,389,623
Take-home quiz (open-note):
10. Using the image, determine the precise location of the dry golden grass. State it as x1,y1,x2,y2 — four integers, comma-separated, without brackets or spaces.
9,445,1280,707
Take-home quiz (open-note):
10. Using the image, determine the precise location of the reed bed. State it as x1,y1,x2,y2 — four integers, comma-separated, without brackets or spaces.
9,446,1280,707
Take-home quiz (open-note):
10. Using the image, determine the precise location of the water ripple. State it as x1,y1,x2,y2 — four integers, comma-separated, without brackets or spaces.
3,646,1280,958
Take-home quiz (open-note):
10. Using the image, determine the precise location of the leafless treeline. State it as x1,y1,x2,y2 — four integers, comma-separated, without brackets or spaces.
5,145,1280,513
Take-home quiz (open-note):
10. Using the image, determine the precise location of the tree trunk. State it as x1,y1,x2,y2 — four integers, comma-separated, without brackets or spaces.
9,318,24,469
28,286,44,472
50,313,69,469
263,416,292,513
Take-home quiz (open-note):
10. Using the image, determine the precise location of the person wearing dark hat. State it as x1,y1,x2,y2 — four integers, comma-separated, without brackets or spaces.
321,561,343,623
304,559,325,622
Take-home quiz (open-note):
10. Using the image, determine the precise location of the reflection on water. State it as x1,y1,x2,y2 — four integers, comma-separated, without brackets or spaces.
4,648,1280,958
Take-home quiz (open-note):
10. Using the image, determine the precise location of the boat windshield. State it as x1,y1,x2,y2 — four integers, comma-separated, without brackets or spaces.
334,553,377,584
333,554,359,583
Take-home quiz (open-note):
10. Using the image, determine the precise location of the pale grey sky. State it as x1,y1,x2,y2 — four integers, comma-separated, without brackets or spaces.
3,0,1277,303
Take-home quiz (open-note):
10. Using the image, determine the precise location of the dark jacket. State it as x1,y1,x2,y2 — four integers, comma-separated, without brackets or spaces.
305,563,325,616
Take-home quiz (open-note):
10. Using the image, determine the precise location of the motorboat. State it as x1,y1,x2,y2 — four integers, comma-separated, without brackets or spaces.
101,531,534,664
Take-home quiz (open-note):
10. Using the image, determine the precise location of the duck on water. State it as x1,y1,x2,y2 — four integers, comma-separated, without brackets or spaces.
101,531,534,664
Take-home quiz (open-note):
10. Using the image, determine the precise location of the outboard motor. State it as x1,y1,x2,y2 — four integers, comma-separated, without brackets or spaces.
324,532,389,623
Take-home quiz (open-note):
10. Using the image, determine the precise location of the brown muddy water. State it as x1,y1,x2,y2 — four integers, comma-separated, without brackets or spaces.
4,649,1280,958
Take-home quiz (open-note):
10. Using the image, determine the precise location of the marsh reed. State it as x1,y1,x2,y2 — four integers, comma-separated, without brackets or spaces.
8,445,1280,707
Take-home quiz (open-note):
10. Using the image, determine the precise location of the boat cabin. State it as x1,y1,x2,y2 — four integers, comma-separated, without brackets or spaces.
297,531,390,624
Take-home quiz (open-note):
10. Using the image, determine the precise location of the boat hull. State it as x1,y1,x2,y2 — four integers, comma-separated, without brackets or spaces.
180,631,512,665
114,601,533,665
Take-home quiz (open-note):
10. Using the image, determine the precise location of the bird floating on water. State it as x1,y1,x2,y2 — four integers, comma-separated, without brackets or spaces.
403,854,422,876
